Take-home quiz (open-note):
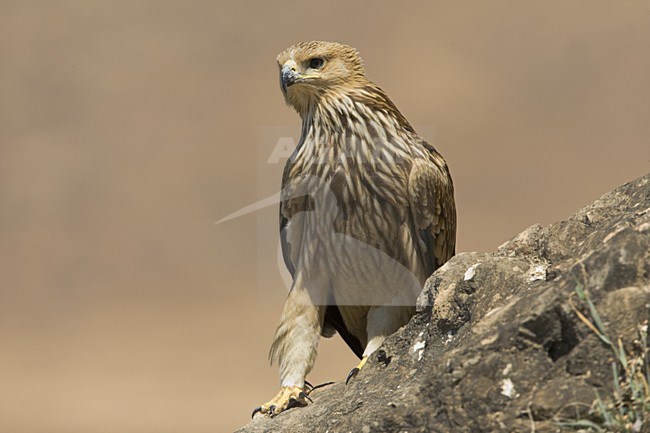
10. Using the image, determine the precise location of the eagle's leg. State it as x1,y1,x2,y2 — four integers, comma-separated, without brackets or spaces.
346,305,415,384
254,275,326,417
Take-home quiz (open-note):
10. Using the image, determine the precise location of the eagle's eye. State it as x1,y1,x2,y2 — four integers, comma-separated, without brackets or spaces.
308,58,325,69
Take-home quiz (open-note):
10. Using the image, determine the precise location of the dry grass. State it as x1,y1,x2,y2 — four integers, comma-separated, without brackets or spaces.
557,284,649,432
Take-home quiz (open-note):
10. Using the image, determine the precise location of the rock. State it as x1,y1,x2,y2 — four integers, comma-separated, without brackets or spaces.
237,174,650,433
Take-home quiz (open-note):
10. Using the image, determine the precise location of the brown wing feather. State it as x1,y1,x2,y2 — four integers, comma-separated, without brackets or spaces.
407,142,457,276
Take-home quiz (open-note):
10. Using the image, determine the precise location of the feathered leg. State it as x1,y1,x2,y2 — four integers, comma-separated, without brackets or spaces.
346,305,414,384
253,273,326,417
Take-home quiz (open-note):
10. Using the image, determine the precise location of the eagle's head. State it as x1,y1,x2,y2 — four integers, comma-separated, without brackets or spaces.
277,41,366,115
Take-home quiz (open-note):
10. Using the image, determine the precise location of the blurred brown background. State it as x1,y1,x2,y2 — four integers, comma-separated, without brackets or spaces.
0,1,648,432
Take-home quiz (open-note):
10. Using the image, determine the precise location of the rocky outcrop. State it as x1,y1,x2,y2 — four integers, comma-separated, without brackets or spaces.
238,174,650,433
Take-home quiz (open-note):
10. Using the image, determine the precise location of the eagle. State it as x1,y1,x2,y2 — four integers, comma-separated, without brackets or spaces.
253,41,456,417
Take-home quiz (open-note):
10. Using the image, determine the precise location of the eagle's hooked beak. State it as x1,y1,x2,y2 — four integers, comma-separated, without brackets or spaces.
280,63,298,95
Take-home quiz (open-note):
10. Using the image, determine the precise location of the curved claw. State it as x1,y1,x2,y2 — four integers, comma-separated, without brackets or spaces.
254,386,309,417
251,406,262,419
309,381,335,392
298,391,313,403
346,356,368,385
346,367,360,385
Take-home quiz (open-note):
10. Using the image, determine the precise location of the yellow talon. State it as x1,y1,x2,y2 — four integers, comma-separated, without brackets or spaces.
252,386,309,418
346,356,368,384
